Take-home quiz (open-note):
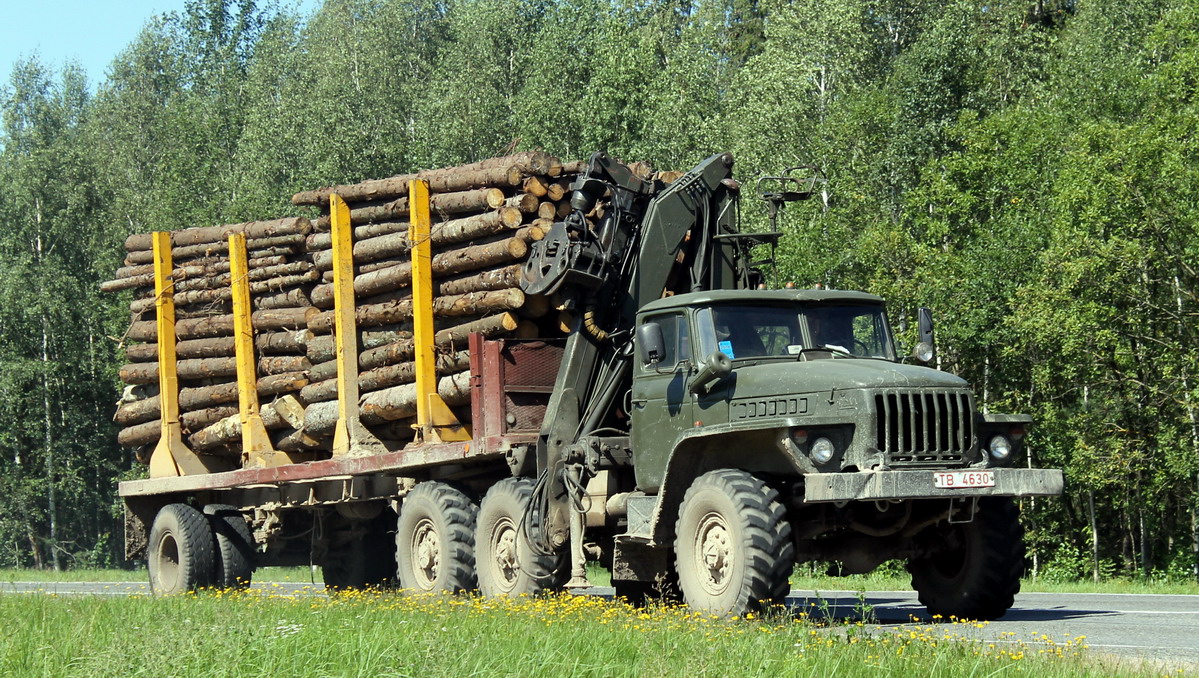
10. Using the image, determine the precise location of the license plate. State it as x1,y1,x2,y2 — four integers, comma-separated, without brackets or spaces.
933,470,995,489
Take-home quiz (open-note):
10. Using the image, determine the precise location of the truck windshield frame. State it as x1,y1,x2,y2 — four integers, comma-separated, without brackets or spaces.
695,302,896,361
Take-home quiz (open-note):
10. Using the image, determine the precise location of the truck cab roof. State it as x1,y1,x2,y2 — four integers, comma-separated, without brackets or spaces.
639,288,885,314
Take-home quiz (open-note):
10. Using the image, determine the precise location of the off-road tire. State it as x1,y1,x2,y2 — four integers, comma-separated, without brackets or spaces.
476,477,564,597
203,504,254,589
907,496,1025,620
148,503,215,595
396,481,478,593
674,469,793,616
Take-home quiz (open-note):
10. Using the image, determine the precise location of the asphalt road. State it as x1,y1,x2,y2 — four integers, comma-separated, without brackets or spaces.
4,581,1196,665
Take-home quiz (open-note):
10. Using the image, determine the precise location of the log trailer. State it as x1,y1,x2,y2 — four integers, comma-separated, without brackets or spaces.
120,151,1063,620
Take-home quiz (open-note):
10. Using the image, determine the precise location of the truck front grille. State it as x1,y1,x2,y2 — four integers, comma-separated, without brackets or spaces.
874,390,973,466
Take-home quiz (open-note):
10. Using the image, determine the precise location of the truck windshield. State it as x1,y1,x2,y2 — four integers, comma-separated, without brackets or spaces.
697,304,895,360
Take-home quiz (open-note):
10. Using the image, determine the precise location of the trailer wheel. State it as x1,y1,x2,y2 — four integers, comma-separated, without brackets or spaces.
674,469,793,616
396,482,478,593
476,478,563,597
148,503,215,595
204,504,254,589
907,497,1025,620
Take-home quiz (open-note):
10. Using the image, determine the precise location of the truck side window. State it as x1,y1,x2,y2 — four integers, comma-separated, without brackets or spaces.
647,313,690,369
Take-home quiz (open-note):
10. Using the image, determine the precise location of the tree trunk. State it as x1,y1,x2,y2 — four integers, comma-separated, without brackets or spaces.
303,370,473,433
123,217,311,252
118,406,240,448
313,188,505,229
123,234,305,265
310,208,523,270
306,326,413,364
188,397,306,451
102,255,291,292
114,372,308,427
307,289,524,332
292,163,531,206
310,237,527,307
301,350,471,403
124,330,311,361
125,307,316,341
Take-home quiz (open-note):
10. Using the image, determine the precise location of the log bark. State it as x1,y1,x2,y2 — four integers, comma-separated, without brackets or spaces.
188,396,307,451
312,188,505,229
308,313,515,381
292,164,529,206
501,193,539,213
253,287,313,310
123,234,306,265
310,237,527,307
118,357,314,384
304,371,472,433
308,289,524,332
124,217,311,252
306,326,412,364
309,208,523,270
300,350,470,403
117,406,239,448
125,307,317,341
128,272,318,314
113,372,309,425
103,256,291,292
124,330,312,362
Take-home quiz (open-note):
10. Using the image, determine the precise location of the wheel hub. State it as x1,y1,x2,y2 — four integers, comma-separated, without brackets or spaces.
412,518,440,587
492,518,519,587
696,513,733,594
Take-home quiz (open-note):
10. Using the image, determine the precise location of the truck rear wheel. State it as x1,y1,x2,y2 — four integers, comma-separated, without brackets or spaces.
674,469,793,616
148,503,215,595
907,496,1025,620
476,478,563,597
396,481,478,593
203,504,254,589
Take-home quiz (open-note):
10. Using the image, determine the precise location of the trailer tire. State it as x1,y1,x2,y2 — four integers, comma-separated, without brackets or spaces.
148,503,215,595
674,469,793,616
396,482,478,593
476,478,563,597
907,497,1025,621
204,504,254,589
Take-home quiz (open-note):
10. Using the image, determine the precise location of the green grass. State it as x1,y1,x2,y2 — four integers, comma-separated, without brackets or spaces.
0,588,1149,678
0,566,320,584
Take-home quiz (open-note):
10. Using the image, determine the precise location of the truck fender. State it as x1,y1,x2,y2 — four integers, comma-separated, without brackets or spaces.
642,426,806,546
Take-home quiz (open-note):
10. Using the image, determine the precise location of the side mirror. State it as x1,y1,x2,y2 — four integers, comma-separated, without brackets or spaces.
637,322,666,366
689,351,732,395
914,307,936,364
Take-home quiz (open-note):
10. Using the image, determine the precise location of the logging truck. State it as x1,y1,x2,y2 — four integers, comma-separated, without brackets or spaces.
117,151,1062,620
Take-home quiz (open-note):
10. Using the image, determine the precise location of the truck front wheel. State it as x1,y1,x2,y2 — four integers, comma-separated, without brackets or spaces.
674,469,793,616
396,481,478,593
907,496,1025,620
476,478,563,597
148,503,215,595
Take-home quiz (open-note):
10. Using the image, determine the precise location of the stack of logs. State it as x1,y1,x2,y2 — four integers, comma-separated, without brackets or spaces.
104,151,587,465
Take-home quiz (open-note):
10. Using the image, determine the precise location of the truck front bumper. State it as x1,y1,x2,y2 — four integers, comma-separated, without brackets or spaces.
803,468,1063,503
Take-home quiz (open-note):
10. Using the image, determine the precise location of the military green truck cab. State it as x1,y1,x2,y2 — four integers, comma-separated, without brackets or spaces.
614,288,1062,619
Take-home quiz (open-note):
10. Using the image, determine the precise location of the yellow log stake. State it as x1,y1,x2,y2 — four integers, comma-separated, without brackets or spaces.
148,232,220,477
229,233,290,468
409,179,470,443
330,194,384,456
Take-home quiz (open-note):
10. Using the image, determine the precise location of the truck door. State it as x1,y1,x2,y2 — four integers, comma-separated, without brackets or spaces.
630,312,694,488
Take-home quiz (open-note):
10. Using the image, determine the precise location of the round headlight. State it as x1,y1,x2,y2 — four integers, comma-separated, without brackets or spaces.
912,341,935,363
988,435,1012,461
810,437,835,465
790,428,809,446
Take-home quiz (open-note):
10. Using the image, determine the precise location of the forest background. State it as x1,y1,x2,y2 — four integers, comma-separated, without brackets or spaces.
0,0,1195,581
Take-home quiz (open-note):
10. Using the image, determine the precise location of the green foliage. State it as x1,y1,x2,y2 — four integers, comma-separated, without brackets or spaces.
0,0,1197,580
